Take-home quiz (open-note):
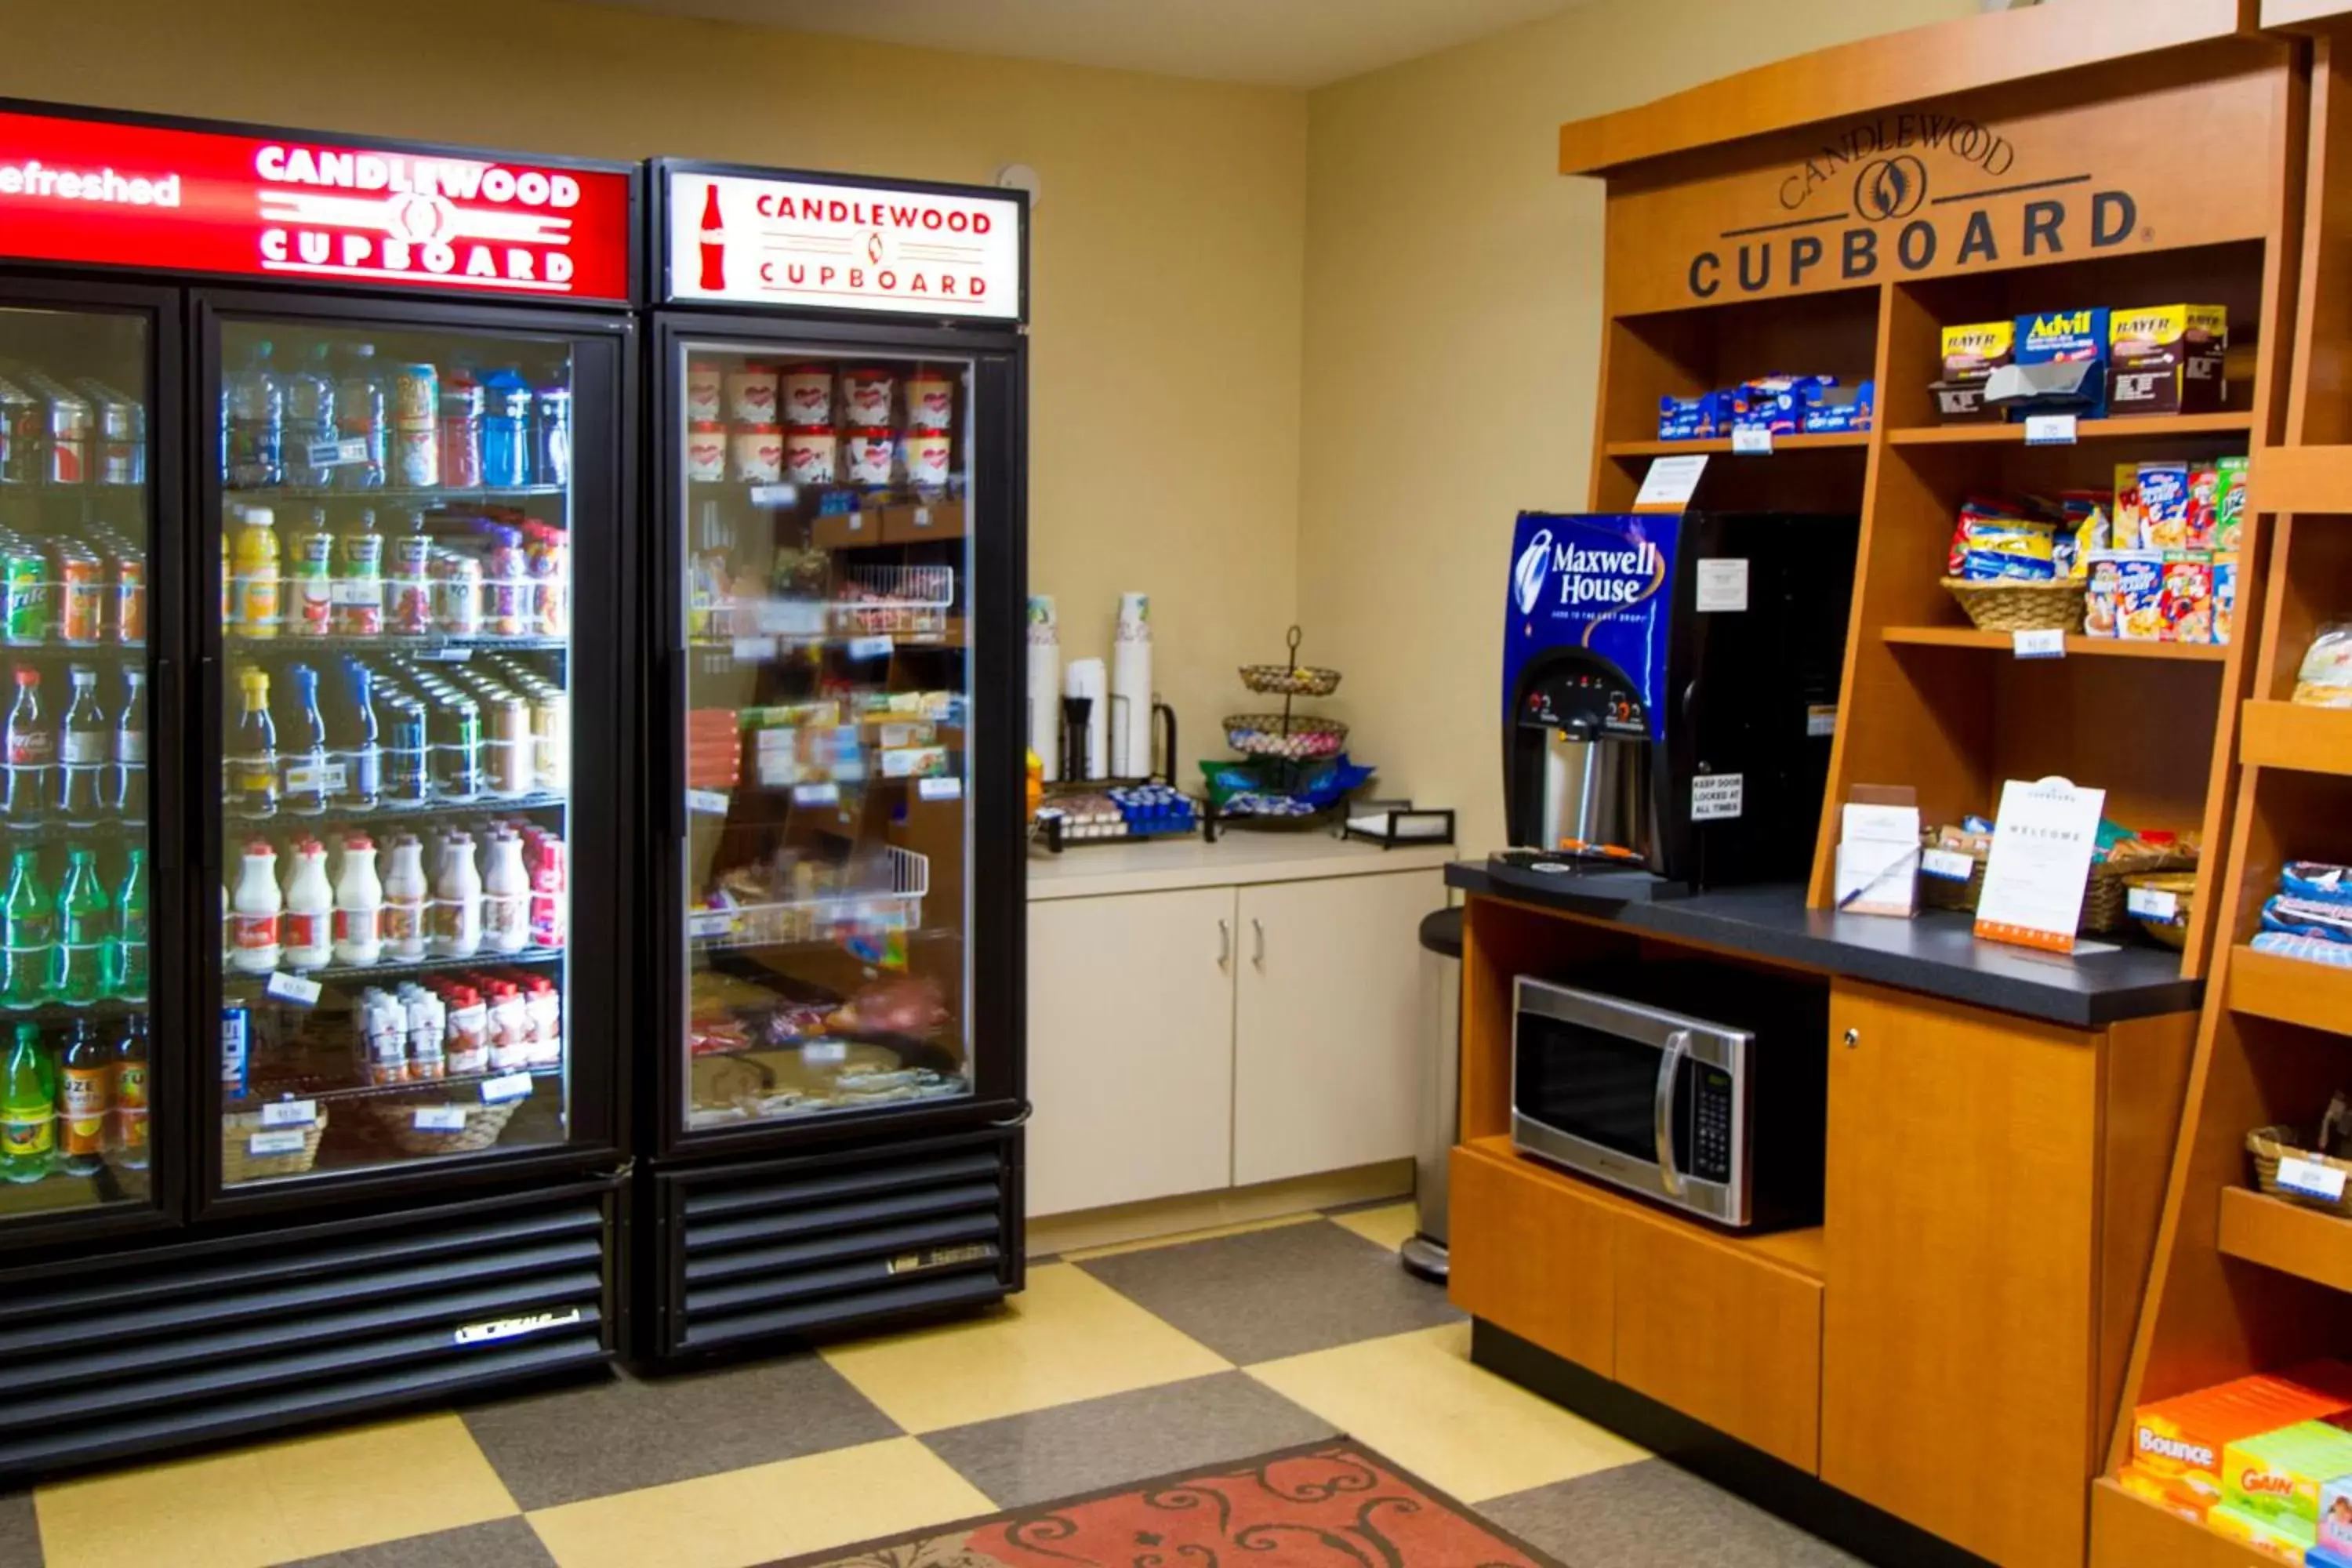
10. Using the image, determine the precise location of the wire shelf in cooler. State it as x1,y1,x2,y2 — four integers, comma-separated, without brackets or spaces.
225,789,566,826
2,817,151,842
688,847,927,954
233,1061,563,1109
0,997,149,1025
223,945,564,990
222,633,567,655
0,641,146,659
223,485,568,506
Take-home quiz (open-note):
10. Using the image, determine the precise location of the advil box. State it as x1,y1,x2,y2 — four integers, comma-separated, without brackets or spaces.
2016,307,2112,419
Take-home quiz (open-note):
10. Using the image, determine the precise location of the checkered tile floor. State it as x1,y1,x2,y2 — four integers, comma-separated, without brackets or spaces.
3,1202,1862,1567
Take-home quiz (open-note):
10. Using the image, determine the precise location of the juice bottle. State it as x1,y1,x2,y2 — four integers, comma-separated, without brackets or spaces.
57,1018,107,1174
0,1022,53,1183
290,506,334,637
51,848,110,1007
232,506,281,637
229,839,281,975
110,1014,149,1169
281,838,332,970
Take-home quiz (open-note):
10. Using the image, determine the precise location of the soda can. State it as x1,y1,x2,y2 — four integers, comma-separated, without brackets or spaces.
392,364,438,426
437,553,484,636
393,425,437,488
39,381,90,485
3,547,49,645
0,378,34,485
531,691,569,791
491,695,533,796
221,1005,250,1097
434,695,483,800
386,699,430,804
59,551,105,645
78,380,145,487
114,551,146,645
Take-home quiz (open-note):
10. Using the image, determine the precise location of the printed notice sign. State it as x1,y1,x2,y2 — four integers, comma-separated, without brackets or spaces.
1633,455,1708,510
1973,776,2107,953
1691,772,1744,821
1695,558,1749,612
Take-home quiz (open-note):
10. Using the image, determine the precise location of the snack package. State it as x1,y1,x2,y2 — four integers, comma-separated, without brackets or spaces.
2296,623,2352,708
2113,463,2147,550
2084,553,2122,637
2162,553,2216,644
2121,1367,2352,1523
2186,465,2221,550
2217,455,2250,552
2225,1421,2352,1530
2059,490,2111,578
1801,381,1874,434
2140,462,2192,550
1947,496,2059,580
2114,550,2168,640
2284,862,2352,906
2214,553,2238,645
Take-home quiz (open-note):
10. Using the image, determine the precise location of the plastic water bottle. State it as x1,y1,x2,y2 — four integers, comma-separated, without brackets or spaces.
284,343,336,488
334,343,388,492
533,374,572,487
224,341,284,489
481,368,532,488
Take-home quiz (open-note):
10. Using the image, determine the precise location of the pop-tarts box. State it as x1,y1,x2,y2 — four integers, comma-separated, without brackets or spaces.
1657,391,1732,441
2016,307,2112,419
1803,382,1875,434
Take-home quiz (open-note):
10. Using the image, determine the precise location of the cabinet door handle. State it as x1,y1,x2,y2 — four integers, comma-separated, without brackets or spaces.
1251,917,1265,965
1218,918,1231,967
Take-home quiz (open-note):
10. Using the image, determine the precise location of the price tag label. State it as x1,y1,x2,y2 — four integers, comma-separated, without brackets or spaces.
305,437,370,468
793,782,841,808
329,580,383,605
2278,1156,2349,1203
2024,413,2078,446
1730,426,1773,456
910,506,933,530
757,599,826,637
846,635,894,661
2013,628,2067,659
687,910,731,939
918,777,964,802
730,636,774,663
260,1098,318,1128
2126,886,2181,921
1921,848,1976,882
265,971,323,1007
1806,704,1838,738
248,1128,310,1156
413,1105,470,1132
747,484,797,509
480,1072,535,1105
802,1040,848,1065
684,788,729,816
419,647,475,662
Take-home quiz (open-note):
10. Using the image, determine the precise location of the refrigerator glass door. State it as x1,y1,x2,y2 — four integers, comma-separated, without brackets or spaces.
675,344,974,1133
212,318,578,1185
0,305,159,1221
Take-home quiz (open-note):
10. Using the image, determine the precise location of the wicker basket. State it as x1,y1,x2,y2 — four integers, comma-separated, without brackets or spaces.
222,1107,328,1181
2246,1125,2352,1218
1224,713,1348,760
1240,663,1342,698
1918,832,2193,935
358,1094,521,1156
1940,576,2082,633
2125,871,2198,951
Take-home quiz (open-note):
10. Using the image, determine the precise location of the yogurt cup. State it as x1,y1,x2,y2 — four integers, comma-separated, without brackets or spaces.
730,423,784,484
902,428,953,490
782,364,833,426
724,365,781,426
685,361,723,423
904,371,956,430
844,428,896,488
840,366,895,427
685,421,727,482
785,426,838,487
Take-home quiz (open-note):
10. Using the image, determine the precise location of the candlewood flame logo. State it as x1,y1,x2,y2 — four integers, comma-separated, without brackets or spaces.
1854,155,1927,222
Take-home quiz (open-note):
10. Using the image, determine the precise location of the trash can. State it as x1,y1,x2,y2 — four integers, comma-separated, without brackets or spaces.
1403,905,1462,1283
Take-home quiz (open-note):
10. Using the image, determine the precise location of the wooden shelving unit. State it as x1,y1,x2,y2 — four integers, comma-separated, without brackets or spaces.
1878,627,2230,662
1884,412,2256,447
2091,9,2352,1566
1602,432,1869,458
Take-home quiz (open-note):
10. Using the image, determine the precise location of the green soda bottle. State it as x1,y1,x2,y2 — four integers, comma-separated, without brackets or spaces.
51,849,108,1008
111,850,148,1003
2,850,53,1010
0,1022,53,1183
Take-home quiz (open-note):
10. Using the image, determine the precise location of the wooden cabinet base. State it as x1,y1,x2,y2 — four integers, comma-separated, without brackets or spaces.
2089,1479,2275,1568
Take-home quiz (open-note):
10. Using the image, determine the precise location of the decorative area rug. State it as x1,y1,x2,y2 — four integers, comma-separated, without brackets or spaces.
773,1439,1564,1567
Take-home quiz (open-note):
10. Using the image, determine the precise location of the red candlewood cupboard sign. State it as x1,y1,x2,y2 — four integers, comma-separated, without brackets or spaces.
0,106,634,303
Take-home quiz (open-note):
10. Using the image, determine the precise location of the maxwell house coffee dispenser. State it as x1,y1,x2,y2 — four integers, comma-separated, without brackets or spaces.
1501,510,1859,890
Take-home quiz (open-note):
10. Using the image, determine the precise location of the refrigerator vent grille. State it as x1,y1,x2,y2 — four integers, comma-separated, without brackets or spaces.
667,1134,1014,1354
0,1189,615,1479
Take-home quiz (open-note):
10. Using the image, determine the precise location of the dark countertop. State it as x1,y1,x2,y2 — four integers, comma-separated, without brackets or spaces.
1447,861,2201,1028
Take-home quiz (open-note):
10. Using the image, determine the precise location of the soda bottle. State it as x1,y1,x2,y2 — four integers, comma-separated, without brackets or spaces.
55,664,105,825
232,667,279,817
231,506,281,638
111,848,148,1002
333,343,388,492
390,510,433,633
333,507,385,636
284,343,336,488
224,339,283,489
481,368,532,488
0,1023,53,1183
284,663,330,815
57,1018,107,1174
111,666,147,820
52,848,109,1007
534,373,572,488
110,1013,148,1170
291,506,333,637
1,851,52,1009
343,658,382,811
2,666,49,826
438,368,484,490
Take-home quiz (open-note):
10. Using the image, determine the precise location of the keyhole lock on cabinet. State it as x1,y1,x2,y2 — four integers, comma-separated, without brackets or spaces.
1843,1027,1860,1049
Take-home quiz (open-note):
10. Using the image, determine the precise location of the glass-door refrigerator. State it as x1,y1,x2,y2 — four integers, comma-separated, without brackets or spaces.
641,160,1027,1363
0,97,637,1482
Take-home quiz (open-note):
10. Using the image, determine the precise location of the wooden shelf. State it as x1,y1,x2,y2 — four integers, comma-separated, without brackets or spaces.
1878,626,2231,662
2092,1479,2283,1568
2217,1187,2352,1293
2251,445,2352,514
1603,432,1870,459
2239,700,2352,775
1886,412,2255,447
2224,944,2352,1034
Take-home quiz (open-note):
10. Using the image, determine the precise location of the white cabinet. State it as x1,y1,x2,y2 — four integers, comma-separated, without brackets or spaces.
1232,872,1438,1185
1025,887,1238,1218
1025,862,1443,1218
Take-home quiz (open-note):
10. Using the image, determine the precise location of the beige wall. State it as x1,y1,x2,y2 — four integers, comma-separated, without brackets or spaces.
1297,0,1978,852
0,0,1308,761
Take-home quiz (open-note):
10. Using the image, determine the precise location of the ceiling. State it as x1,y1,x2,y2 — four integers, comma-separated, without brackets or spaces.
590,0,1587,88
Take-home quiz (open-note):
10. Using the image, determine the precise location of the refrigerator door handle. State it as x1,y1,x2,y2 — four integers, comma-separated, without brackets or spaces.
198,654,220,876
668,648,686,841
153,655,179,874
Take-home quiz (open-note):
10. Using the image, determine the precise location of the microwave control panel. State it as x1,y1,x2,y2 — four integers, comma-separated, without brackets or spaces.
1690,1066,1734,1184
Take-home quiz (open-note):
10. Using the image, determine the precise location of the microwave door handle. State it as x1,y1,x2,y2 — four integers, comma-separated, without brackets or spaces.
1654,1029,1689,1197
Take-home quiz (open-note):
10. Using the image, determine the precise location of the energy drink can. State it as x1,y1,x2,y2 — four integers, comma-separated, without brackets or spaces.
221,1004,250,1098
433,695,483,800
114,551,147,645
386,698,430,805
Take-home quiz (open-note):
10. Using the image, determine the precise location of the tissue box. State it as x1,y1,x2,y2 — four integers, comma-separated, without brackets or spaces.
2107,303,2227,416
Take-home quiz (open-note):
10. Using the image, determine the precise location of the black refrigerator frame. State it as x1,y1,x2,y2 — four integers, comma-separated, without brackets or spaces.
637,158,1029,1363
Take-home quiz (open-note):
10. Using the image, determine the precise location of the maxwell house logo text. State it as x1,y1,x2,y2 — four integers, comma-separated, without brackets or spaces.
1516,529,1663,612
1687,106,2140,299
1504,514,1675,744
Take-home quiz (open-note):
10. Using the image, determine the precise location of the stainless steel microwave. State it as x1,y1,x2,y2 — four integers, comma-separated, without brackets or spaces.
1510,965,1827,1232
